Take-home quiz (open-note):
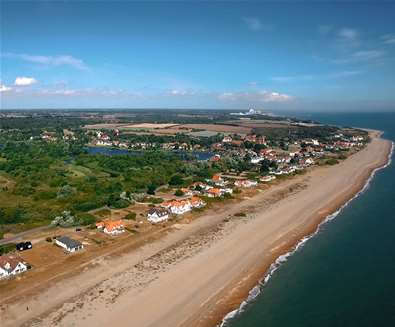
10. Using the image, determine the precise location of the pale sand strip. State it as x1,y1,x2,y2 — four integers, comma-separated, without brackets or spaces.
1,134,392,327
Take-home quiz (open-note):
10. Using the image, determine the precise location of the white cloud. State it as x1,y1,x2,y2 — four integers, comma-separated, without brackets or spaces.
381,34,395,45
242,17,272,32
14,76,37,86
338,28,358,40
352,50,385,61
272,70,362,82
218,90,293,103
0,84,12,92
166,89,196,96
3,53,88,70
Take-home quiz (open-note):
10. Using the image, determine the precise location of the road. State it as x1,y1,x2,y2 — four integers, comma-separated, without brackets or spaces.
0,225,53,245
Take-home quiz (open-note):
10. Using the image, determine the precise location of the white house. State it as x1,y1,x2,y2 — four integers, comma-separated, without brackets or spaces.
260,175,276,183
161,199,192,215
234,179,258,188
0,255,29,279
55,236,84,253
147,207,170,223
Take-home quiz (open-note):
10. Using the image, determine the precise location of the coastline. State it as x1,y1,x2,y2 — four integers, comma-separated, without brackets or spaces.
1,133,392,327
219,136,394,327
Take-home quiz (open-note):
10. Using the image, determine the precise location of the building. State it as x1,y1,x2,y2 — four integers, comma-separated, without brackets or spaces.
147,207,170,223
189,196,206,208
206,187,222,197
180,187,193,196
260,175,276,183
55,236,84,253
210,154,221,162
222,136,233,143
234,179,258,188
96,220,125,235
0,255,29,279
161,199,192,215
211,173,224,186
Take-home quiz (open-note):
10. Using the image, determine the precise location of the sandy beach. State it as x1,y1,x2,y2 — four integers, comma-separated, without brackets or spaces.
0,132,392,327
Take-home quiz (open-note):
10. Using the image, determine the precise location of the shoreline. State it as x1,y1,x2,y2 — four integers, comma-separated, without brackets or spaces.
1,133,392,327
219,138,394,327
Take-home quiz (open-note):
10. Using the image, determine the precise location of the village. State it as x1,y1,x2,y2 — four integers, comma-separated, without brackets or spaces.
0,121,368,281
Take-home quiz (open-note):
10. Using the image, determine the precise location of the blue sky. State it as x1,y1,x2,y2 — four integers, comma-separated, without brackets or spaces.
1,1,395,111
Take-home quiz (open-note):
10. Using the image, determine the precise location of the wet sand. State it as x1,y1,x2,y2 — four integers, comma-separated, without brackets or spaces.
1,133,392,327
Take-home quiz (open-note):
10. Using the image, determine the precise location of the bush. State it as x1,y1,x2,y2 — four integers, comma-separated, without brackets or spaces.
234,212,246,217
147,184,157,195
125,212,137,220
110,198,130,209
73,201,102,212
174,189,184,196
46,237,52,242
0,243,15,255
78,213,96,226
326,158,339,166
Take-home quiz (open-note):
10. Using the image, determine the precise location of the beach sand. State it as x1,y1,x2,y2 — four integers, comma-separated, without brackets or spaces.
1,133,392,327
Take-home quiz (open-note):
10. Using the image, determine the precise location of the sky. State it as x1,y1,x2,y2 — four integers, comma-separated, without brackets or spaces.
1,0,395,111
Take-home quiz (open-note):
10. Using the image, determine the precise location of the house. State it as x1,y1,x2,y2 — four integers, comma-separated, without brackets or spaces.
256,135,266,145
0,255,29,279
244,134,257,143
180,187,193,196
210,154,221,162
96,220,125,235
234,179,258,188
222,136,233,143
211,174,224,186
55,236,84,253
161,199,192,215
260,175,276,183
189,196,206,208
206,187,222,197
147,207,170,223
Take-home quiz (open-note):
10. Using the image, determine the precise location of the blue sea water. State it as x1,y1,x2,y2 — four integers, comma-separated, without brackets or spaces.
227,112,395,327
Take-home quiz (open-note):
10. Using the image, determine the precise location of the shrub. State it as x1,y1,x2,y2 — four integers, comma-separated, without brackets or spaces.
125,212,137,220
234,212,246,217
174,189,184,196
147,184,157,195
326,158,339,166
0,243,15,255
78,213,96,226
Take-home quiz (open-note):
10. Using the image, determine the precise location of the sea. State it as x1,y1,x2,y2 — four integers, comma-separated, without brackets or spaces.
225,112,395,327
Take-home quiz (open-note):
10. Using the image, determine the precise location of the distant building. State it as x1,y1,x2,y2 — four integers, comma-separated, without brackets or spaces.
55,236,84,253
222,136,233,143
210,154,221,162
234,179,258,188
0,255,29,279
260,175,276,183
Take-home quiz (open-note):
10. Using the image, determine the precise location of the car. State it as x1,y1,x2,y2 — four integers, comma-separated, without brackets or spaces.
16,241,33,251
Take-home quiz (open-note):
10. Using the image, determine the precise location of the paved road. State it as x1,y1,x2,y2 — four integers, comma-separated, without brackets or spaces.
0,225,53,245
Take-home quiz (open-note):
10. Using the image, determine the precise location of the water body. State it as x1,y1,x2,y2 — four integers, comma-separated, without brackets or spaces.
86,147,214,161
228,112,395,327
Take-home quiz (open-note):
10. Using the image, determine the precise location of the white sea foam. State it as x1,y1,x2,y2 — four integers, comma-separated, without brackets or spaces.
219,141,394,327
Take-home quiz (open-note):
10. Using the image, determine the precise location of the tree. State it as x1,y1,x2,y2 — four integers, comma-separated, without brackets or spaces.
169,174,184,186
175,189,184,196
147,184,157,195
